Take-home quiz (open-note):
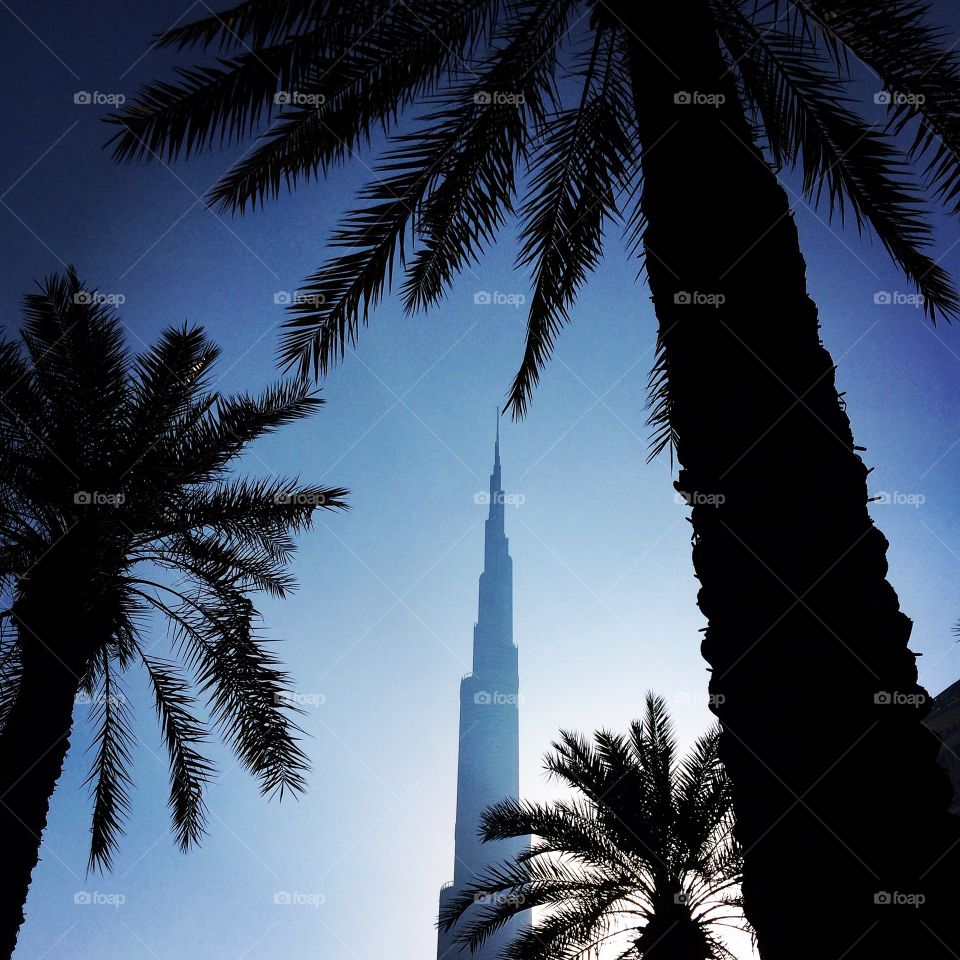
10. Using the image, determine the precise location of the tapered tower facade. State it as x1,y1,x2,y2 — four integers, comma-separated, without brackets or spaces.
437,424,529,959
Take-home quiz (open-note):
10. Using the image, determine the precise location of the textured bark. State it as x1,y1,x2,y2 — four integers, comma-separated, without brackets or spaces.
0,598,83,960
607,1,960,956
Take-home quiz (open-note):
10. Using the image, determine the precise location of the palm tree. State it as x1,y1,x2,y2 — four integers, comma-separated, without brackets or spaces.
441,695,748,960
0,268,348,959
105,3,960,955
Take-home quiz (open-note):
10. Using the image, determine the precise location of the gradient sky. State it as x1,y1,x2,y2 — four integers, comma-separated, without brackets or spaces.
2,2,960,958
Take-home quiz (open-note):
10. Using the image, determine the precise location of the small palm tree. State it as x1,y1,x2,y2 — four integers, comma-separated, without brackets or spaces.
441,695,748,960
0,268,348,959
106,3,960,955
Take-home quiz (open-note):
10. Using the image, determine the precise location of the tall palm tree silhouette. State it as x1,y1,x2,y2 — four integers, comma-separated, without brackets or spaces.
107,3,960,955
0,269,347,958
441,695,749,960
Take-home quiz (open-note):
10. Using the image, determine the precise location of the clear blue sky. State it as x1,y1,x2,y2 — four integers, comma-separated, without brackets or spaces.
2,3,960,958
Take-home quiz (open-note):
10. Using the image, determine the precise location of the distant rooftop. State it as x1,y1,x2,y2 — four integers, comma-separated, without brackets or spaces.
929,678,960,720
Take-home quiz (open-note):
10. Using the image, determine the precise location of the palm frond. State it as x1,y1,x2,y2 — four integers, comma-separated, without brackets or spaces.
128,324,220,441
85,657,135,872
645,331,678,463
506,29,636,418
2,268,345,875
156,0,338,52
0,623,21,734
399,0,571,313
713,0,959,320
168,600,309,797
166,379,324,481
793,0,960,213
208,0,504,213
105,33,348,163
140,653,214,850
276,0,566,375
175,476,348,545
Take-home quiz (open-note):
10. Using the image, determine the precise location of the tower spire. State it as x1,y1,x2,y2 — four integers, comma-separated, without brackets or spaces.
437,419,528,959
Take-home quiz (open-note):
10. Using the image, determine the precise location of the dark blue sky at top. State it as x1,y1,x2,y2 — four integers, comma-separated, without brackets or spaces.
2,2,960,959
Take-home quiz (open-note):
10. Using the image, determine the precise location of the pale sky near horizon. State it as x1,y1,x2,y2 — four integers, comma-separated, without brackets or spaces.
2,3,960,958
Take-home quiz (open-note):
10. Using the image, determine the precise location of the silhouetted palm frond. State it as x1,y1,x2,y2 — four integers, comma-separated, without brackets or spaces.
712,0,958,320
440,695,749,960
109,0,960,448
0,269,348,870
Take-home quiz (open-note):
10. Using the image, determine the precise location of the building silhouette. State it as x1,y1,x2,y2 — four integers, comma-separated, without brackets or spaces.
437,423,529,959
927,679,960,814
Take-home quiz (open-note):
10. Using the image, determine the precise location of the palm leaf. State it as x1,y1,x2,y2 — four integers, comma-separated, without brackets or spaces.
506,29,636,417
85,657,135,872
140,653,214,850
712,0,959,320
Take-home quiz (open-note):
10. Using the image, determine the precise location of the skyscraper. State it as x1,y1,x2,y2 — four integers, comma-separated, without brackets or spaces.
437,423,529,959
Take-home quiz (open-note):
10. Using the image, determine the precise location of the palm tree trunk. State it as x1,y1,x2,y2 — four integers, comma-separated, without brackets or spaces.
0,603,83,960
609,1,960,956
